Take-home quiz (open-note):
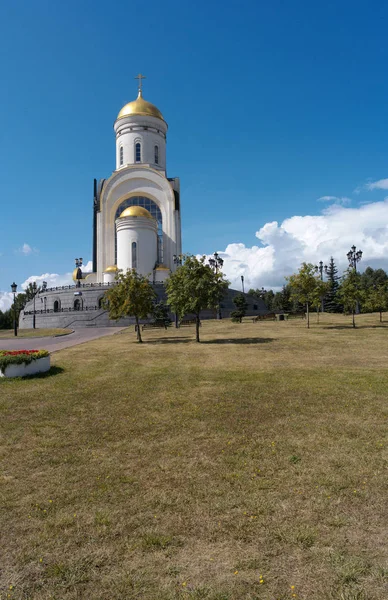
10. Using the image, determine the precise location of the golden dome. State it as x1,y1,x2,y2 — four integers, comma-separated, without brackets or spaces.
72,267,82,282
117,91,164,121
104,265,118,273
119,206,154,219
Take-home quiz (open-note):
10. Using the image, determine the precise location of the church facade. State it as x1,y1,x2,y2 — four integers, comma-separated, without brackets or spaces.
20,80,267,328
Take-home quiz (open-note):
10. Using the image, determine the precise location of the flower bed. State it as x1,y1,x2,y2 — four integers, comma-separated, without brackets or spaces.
0,349,50,378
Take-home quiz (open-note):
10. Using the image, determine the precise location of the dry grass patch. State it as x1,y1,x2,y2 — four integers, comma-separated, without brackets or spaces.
0,314,387,599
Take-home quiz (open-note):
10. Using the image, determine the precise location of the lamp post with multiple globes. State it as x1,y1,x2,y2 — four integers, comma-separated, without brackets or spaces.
11,282,17,337
315,260,328,312
208,252,224,319
347,245,363,314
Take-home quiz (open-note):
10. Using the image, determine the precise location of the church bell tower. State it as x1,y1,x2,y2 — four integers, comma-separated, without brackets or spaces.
90,75,181,284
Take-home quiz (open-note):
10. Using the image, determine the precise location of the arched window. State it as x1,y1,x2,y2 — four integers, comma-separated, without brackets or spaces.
98,297,104,309
74,299,81,311
119,146,124,166
154,145,159,165
53,300,59,313
115,197,163,264
132,242,137,269
135,142,141,162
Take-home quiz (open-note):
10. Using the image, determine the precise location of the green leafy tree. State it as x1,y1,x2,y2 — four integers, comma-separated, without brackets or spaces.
165,255,229,342
324,257,341,312
286,263,325,328
273,285,294,313
231,293,248,323
362,283,388,322
0,310,13,330
311,279,330,323
360,267,388,292
248,288,275,311
151,301,171,327
337,268,363,328
103,269,156,342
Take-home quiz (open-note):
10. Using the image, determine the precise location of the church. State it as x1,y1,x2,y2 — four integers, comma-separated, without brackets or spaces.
20,77,266,328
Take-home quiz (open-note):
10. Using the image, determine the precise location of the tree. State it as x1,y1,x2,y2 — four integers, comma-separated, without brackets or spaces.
324,257,341,313
103,269,156,342
362,283,388,322
337,268,363,328
286,263,328,328
165,255,229,342
231,293,248,323
151,301,171,328
0,310,13,330
248,288,275,312
310,279,330,323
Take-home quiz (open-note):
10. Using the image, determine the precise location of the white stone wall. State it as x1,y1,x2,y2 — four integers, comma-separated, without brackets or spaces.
96,167,180,281
114,115,167,171
116,216,157,276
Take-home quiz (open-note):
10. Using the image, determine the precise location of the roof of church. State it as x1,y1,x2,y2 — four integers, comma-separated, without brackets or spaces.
119,206,154,219
117,90,164,121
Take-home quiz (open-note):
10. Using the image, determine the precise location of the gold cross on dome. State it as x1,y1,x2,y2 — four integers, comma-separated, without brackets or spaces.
135,73,146,93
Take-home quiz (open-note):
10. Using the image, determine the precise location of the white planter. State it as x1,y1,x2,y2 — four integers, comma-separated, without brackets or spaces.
0,356,51,378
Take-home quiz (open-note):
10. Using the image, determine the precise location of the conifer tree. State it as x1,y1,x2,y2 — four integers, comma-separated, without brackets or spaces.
324,257,341,312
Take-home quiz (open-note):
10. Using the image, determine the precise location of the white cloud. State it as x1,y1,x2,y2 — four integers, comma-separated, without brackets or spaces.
217,199,388,291
17,243,39,256
0,292,13,312
317,196,351,205
365,178,388,191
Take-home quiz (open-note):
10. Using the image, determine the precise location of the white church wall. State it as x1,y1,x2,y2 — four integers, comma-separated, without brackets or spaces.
116,216,157,276
115,115,167,171
97,168,178,280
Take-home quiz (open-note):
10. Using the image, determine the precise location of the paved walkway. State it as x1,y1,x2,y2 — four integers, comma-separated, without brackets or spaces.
0,327,127,352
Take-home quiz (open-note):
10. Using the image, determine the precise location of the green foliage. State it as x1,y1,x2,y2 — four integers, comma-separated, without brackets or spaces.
0,349,49,370
362,283,388,321
231,294,248,323
0,310,13,330
286,263,329,328
325,257,342,313
103,269,156,342
165,255,229,342
151,301,171,325
337,268,363,328
248,288,275,311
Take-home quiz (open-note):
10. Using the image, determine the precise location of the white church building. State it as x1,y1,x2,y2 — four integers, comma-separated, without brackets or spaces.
88,75,182,285
20,77,267,328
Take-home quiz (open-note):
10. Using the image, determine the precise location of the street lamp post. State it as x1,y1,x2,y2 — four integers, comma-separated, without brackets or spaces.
241,275,245,294
208,252,224,319
347,245,363,314
173,254,183,327
314,260,328,312
11,282,17,337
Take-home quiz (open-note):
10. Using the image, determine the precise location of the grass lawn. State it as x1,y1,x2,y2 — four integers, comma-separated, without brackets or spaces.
0,314,387,599
0,329,71,339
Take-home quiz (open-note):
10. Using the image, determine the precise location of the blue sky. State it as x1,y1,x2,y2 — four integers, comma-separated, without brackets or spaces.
1,0,388,300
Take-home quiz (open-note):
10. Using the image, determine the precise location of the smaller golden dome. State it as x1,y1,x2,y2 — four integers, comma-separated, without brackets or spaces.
117,91,164,121
104,265,118,273
119,206,154,219
72,267,82,282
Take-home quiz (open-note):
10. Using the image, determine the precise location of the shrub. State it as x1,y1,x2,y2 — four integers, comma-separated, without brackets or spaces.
0,349,49,370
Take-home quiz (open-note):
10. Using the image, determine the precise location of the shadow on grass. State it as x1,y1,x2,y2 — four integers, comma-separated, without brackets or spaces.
145,337,275,345
323,325,388,330
25,366,65,379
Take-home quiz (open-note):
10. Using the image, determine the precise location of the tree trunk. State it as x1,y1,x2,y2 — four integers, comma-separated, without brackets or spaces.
352,310,356,329
135,316,142,342
306,303,310,329
316,306,320,323
195,314,200,342
380,311,383,323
